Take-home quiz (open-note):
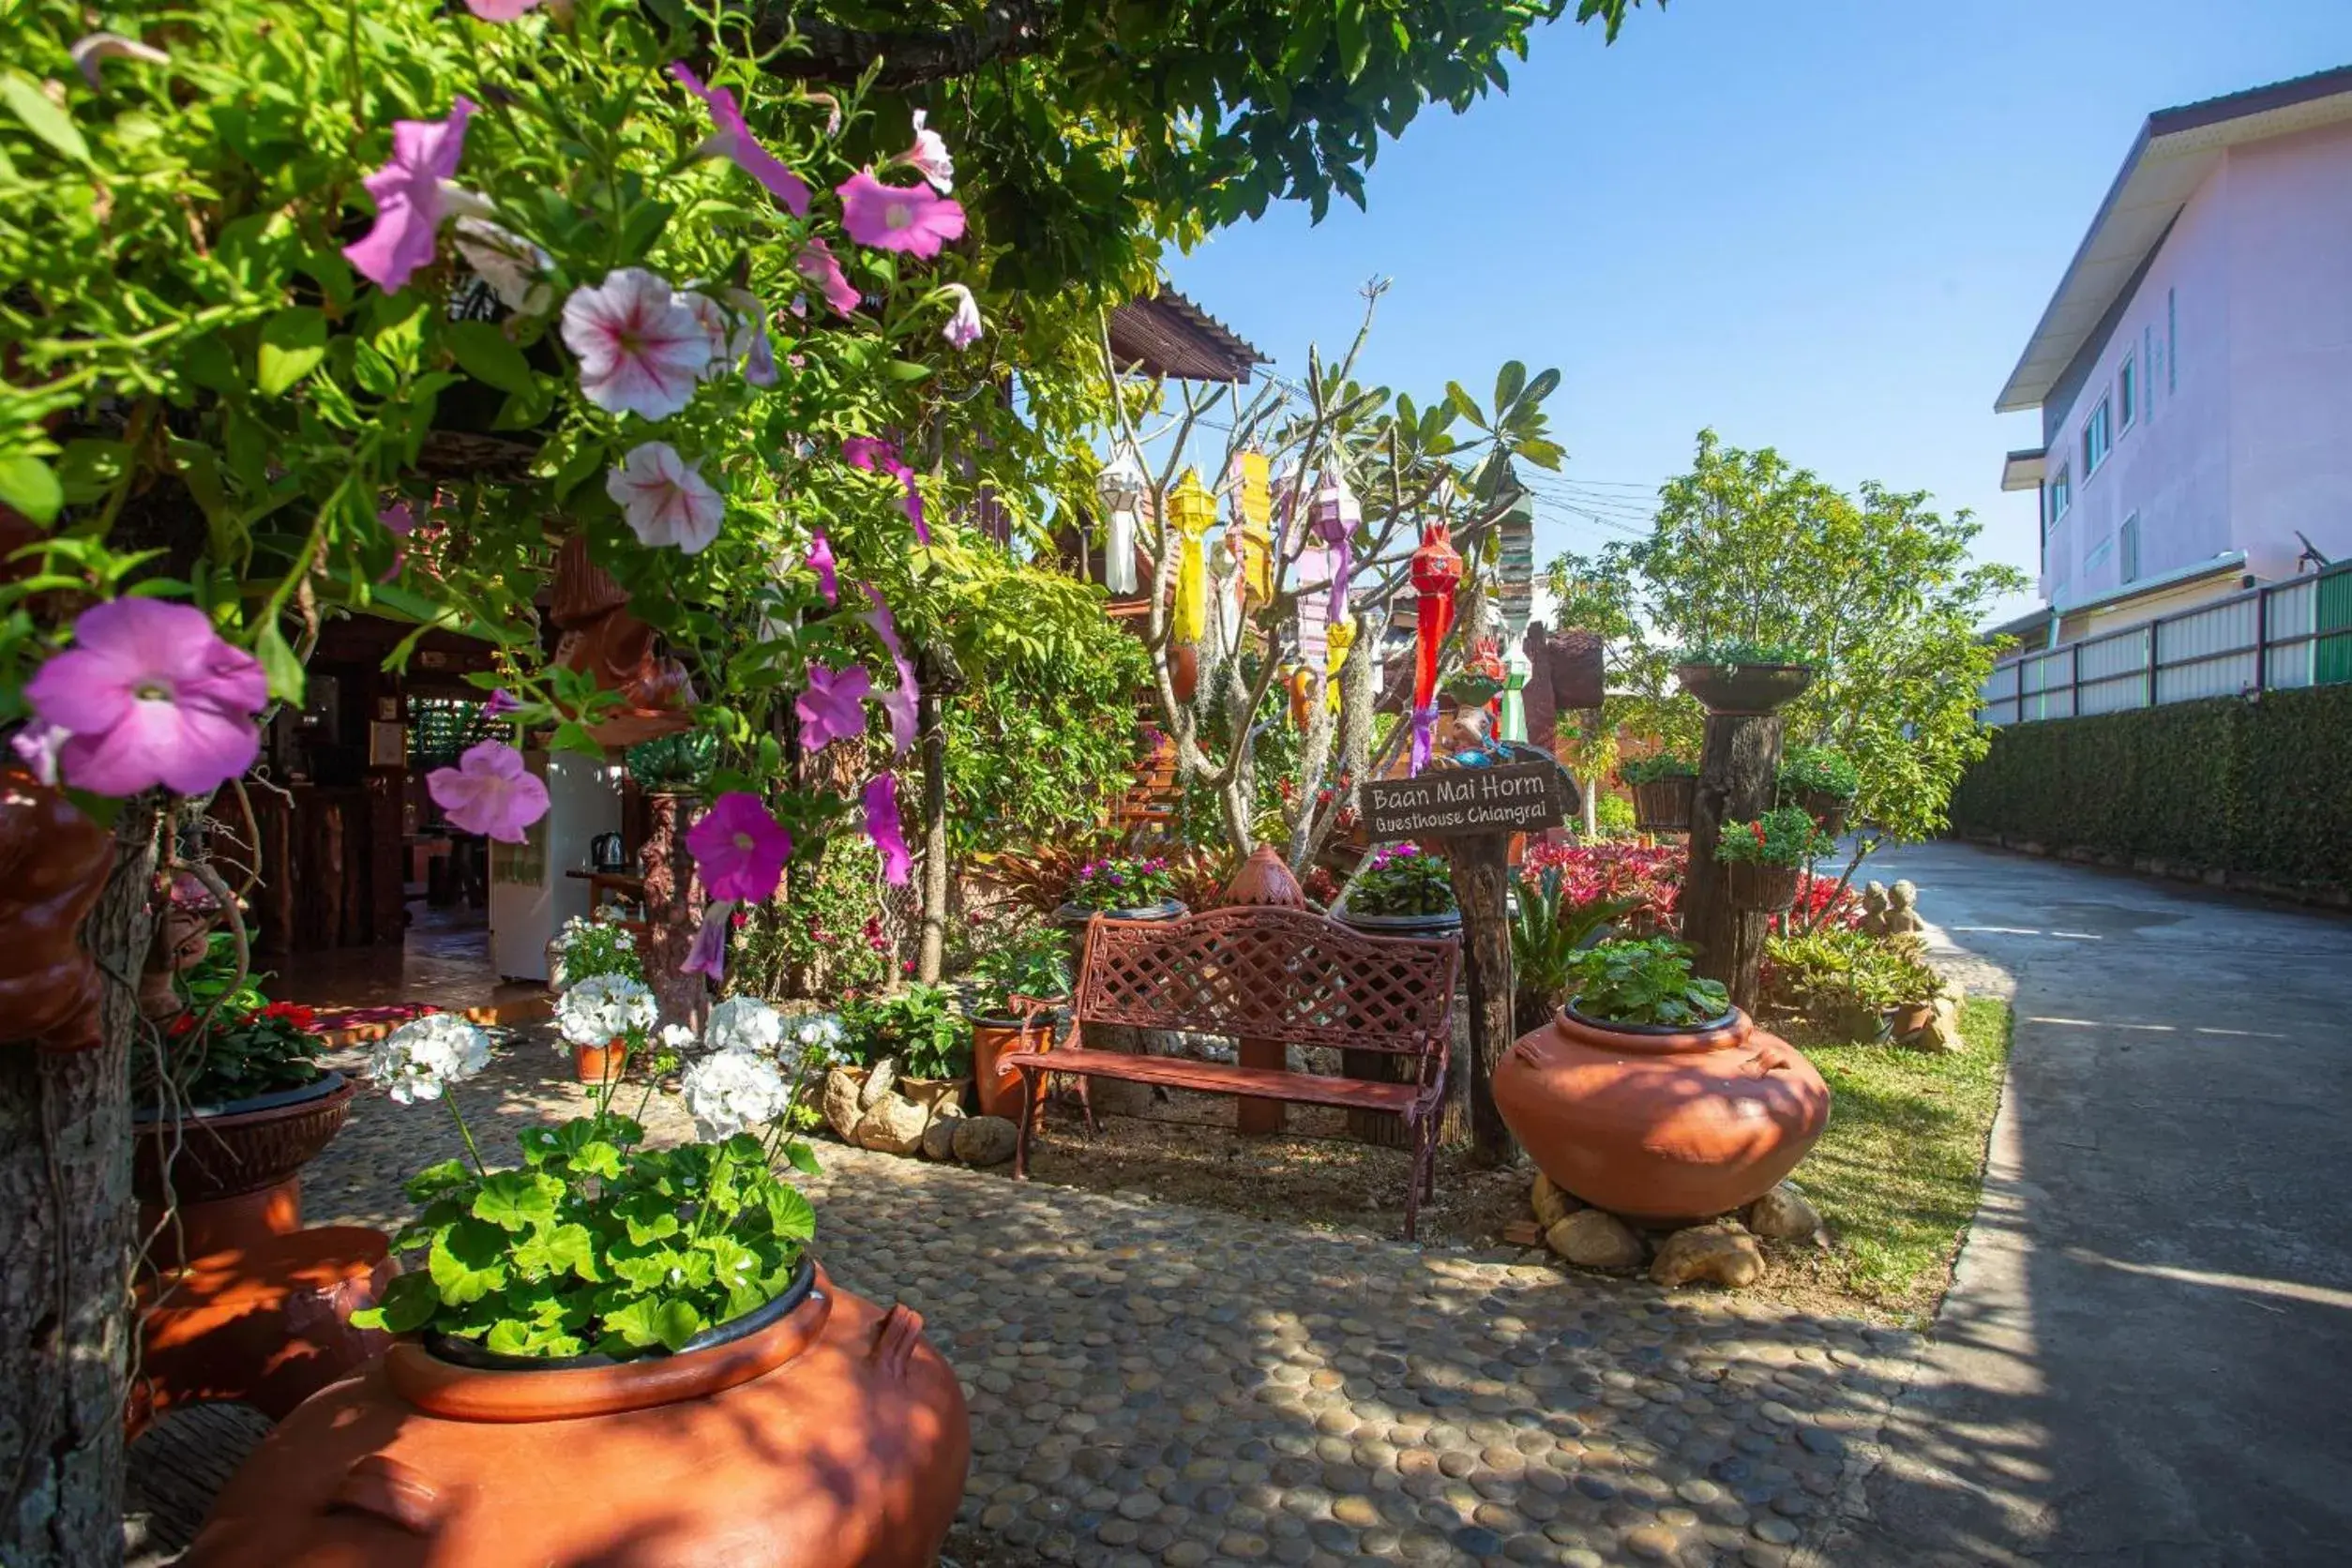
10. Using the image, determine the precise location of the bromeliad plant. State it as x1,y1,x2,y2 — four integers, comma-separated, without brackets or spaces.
1344,842,1457,919
1510,869,1637,1026
1715,806,1834,867
1563,938,1731,1030
352,995,832,1360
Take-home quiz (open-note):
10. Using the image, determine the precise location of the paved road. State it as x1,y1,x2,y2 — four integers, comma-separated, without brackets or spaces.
1819,842,2352,1567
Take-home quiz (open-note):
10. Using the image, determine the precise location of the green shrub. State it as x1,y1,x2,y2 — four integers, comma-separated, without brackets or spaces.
1779,745,1861,802
1619,754,1696,785
1593,792,1637,837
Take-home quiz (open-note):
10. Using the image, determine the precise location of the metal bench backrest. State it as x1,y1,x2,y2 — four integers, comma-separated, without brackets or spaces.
1073,905,1458,1060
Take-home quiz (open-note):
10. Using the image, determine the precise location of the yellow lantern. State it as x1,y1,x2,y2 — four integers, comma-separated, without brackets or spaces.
1231,451,1273,604
1325,612,1357,714
1167,467,1215,644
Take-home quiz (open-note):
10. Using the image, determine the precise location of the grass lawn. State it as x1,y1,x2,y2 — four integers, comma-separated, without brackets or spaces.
1772,997,2014,1324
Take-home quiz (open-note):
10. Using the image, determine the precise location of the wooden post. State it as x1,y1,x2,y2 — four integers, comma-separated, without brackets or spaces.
913,643,963,987
639,792,704,1032
1444,831,1518,1168
1681,711,1785,1015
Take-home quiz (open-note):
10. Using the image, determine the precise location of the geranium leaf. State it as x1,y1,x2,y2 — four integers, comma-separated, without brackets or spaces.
765,1184,816,1244
473,1170,562,1232
350,1267,441,1334
403,1158,473,1200
653,1297,706,1352
429,1218,509,1306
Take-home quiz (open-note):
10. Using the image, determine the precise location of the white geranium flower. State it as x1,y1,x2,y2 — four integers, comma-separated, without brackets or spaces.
660,1022,697,1054
705,995,785,1059
555,972,657,1048
368,1012,491,1105
681,1048,792,1140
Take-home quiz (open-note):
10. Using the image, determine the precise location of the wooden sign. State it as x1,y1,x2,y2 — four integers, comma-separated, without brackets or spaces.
1361,761,1568,841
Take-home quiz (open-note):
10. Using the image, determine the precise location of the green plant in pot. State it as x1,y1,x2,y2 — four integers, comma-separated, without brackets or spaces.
1778,745,1861,838
1618,754,1698,835
1673,639,1814,715
1510,870,1639,1033
1338,843,1459,933
1060,854,1179,916
625,731,718,794
1560,938,1732,1031
963,926,1072,1119
1714,805,1832,912
1765,926,1942,1038
549,912,645,993
140,937,328,1109
842,982,972,1086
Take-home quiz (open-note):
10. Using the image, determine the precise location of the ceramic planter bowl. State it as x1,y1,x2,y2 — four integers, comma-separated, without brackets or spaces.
1674,661,1814,716
1333,904,1463,941
1494,1004,1831,1222
1628,775,1696,835
183,1261,970,1568
133,1072,357,1266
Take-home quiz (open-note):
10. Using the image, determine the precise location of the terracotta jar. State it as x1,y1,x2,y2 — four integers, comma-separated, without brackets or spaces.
970,1013,1056,1119
573,1038,627,1084
184,1263,969,1567
1494,1005,1831,1223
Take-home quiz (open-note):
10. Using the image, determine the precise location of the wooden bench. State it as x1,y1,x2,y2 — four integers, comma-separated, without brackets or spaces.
1003,904,1460,1239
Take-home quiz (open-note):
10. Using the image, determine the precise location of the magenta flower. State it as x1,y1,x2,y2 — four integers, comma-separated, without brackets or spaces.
23,599,265,797
607,441,725,554
426,741,550,843
795,239,862,318
941,283,984,350
807,529,838,605
483,688,520,718
10,721,68,786
378,500,417,536
843,436,928,543
862,587,918,756
900,110,955,193
670,64,810,216
464,0,543,17
343,97,475,293
682,898,735,982
796,662,872,750
836,171,966,260
560,268,711,420
863,774,911,885
684,792,792,903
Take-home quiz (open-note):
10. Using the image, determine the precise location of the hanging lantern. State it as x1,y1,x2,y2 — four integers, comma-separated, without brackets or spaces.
1286,665,1319,730
1325,612,1357,715
1095,445,1146,596
1409,520,1463,775
1166,467,1215,645
1231,451,1273,604
1308,470,1360,628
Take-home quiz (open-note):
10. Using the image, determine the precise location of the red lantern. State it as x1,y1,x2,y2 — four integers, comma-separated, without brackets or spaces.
1409,521,1463,771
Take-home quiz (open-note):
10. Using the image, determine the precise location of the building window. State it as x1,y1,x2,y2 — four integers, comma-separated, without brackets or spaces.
2046,466,2072,531
2120,514,2140,582
2083,398,2112,475
2119,354,2136,430
2168,287,2177,394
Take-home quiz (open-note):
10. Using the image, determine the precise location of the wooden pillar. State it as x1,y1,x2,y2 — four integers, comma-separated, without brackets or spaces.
1681,712,1785,1015
913,643,962,987
639,792,704,1031
1444,831,1518,1168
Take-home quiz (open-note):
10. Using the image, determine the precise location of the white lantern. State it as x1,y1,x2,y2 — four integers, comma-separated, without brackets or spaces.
1095,445,1147,595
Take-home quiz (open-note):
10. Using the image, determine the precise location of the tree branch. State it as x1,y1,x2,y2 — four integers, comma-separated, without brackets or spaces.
750,1,1057,89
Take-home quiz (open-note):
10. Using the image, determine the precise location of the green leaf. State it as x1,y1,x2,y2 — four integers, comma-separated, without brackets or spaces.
765,1184,816,1244
885,360,934,383
513,1221,600,1283
614,1193,680,1247
1520,367,1561,408
256,308,329,397
568,1139,623,1180
349,1268,442,1334
653,1297,706,1352
402,1158,474,1201
782,1140,821,1177
1493,360,1527,415
1,72,90,165
254,619,305,704
446,321,535,396
0,455,63,526
428,1218,510,1306
473,1170,563,1232
601,1296,666,1349
53,441,128,506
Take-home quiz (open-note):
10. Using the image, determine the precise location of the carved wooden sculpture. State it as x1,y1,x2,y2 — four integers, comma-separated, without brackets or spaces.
0,765,116,1051
549,535,695,747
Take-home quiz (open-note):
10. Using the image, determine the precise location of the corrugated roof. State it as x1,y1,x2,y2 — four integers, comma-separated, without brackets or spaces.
1108,291,1269,384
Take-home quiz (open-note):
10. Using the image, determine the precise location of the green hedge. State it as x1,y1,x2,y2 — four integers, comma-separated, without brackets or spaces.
1949,684,2352,895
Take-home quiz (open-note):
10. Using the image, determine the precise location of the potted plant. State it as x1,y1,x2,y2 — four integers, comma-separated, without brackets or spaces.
132,940,357,1262
196,1005,968,1564
548,910,645,992
1494,938,1832,1221
1618,754,1698,835
964,927,1073,1120
1674,639,1815,716
841,982,972,1114
1778,745,1861,838
1334,842,1460,938
553,972,659,1084
1508,869,1639,1034
1052,853,1184,927
1765,926,1941,1039
1714,805,1832,912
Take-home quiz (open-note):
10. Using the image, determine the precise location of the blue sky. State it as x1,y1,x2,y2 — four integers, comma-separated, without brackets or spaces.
1164,0,2352,627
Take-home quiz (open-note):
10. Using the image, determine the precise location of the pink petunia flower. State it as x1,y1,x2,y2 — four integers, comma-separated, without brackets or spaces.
426,741,550,843
900,109,955,193
560,267,712,420
863,775,911,885
670,64,810,216
10,721,68,786
684,792,792,903
836,171,966,260
482,688,520,718
378,500,417,536
23,599,266,798
69,32,170,88
682,898,735,981
862,587,918,756
795,662,872,750
842,435,928,543
794,239,862,318
807,529,838,605
343,97,476,293
607,442,726,554
940,282,984,350
464,0,543,17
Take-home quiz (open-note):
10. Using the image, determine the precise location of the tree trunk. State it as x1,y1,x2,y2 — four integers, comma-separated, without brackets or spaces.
1443,831,1518,1168
2,807,156,1567
916,686,948,985
639,793,704,1030
1681,713,1784,1015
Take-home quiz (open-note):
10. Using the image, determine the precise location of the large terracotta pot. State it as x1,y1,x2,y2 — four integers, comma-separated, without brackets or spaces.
971,1014,1057,1119
133,1072,358,1267
1494,1005,1830,1223
183,1262,970,1567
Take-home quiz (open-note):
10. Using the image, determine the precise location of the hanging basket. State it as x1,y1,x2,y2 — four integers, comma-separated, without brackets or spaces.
1675,661,1814,716
1795,788,1851,840
1629,775,1696,835
1725,860,1802,912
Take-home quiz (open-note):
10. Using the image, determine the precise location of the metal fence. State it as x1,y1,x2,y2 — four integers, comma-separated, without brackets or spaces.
1979,562,2352,726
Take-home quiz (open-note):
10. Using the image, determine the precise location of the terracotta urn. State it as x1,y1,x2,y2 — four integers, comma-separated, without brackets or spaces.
573,1038,628,1084
133,1072,359,1267
1494,1005,1831,1223
970,1013,1057,1120
184,1262,969,1567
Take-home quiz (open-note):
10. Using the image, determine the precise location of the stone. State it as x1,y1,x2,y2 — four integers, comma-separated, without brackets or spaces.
1742,1184,1822,1242
1651,1225,1765,1289
921,1108,966,1161
1907,995,1966,1055
953,1115,1020,1168
1545,1210,1644,1271
859,1054,900,1108
851,1093,930,1156
1530,1172,1579,1229
822,1064,868,1141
